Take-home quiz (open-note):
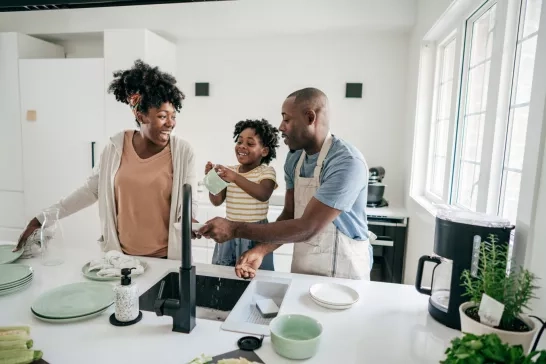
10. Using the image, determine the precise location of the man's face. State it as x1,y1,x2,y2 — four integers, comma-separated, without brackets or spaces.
279,97,311,152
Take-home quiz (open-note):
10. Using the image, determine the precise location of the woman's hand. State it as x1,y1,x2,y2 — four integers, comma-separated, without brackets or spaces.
13,217,41,252
215,165,237,183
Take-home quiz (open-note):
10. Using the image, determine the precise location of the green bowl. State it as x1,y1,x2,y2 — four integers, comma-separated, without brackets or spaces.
269,314,323,360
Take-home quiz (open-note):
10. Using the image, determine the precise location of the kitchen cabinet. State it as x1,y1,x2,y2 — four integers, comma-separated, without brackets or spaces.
368,215,408,284
19,58,105,245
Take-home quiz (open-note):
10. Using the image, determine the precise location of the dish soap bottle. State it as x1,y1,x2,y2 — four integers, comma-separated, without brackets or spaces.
110,267,142,326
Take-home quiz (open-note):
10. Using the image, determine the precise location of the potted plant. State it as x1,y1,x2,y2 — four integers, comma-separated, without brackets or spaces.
459,234,540,353
442,333,546,364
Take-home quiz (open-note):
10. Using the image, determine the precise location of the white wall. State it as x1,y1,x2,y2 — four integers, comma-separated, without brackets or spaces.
402,0,454,284
60,39,103,58
175,32,410,204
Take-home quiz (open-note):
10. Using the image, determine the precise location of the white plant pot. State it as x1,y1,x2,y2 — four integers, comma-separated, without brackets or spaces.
459,302,538,353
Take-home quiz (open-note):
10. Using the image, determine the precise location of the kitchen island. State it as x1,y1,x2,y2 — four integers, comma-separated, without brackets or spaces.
0,242,459,364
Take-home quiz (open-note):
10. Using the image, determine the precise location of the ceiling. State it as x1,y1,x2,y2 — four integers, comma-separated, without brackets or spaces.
0,0,417,40
0,0,230,12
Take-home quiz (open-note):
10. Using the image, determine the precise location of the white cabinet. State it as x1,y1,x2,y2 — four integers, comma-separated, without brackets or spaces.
0,33,64,240
19,58,105,244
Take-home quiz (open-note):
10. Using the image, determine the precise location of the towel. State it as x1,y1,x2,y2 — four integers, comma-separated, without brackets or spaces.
88,250,145,277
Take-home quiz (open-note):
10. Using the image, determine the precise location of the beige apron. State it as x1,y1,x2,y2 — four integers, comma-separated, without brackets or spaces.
290,133,373,280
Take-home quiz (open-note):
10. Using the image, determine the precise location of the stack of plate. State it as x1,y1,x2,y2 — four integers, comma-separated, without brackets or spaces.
0,264,33,296
31,282,115,323
309,282,360,310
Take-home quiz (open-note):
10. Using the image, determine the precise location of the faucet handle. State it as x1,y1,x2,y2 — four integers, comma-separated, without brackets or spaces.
154,279,167,316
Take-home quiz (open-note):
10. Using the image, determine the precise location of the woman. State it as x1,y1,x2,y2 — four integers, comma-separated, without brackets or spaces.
15,59,197,260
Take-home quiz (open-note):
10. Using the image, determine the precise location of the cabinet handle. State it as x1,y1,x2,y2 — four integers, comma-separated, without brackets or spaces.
372,240,394,247
91,142,96,169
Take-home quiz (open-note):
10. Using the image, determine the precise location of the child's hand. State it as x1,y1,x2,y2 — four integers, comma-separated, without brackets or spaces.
215,165,237,183
205,161,214,175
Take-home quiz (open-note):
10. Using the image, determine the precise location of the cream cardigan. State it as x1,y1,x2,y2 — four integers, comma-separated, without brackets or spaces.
36,130,198,260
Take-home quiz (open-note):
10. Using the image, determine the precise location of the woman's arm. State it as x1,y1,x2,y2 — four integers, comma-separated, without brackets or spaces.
209,189,227,206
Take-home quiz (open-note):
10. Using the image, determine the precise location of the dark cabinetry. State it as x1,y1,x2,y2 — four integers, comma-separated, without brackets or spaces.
368,216,408,284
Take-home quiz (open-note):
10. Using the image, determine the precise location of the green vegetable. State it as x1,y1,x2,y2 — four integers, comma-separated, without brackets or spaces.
187,354,213,364
0,340,32,350
0,328,29,336
0,349,42,364
442,333,546,364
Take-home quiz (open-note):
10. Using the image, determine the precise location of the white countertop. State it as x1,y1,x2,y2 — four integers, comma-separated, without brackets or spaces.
196,193,409,219
0,241,458,364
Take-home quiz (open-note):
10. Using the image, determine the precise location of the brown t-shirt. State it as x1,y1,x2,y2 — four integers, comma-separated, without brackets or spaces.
114,131,173,258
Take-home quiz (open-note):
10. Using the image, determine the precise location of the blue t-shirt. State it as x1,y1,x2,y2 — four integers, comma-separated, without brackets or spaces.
284,135,374,267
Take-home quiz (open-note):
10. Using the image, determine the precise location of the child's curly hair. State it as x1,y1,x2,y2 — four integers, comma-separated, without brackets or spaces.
233,119,279,165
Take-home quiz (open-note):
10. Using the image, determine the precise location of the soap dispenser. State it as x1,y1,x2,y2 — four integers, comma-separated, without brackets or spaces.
109,267,142,326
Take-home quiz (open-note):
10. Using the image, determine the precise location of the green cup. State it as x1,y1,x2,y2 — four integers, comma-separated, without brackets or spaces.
269,314,323,360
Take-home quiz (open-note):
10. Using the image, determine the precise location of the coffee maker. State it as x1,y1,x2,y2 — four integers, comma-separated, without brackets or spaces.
415,209,514,329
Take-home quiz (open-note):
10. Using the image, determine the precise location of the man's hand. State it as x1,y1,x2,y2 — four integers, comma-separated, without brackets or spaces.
215,165,237,183
235,247,265,279
14,217,41,252
200,217,238,243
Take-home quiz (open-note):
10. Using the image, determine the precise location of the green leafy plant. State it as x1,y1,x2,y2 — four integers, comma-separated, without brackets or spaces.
441,333,546,364
461,234,539,329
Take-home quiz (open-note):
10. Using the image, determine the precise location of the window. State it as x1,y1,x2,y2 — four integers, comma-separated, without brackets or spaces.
426,35,457,200
499,0,542,223
416,0,543,224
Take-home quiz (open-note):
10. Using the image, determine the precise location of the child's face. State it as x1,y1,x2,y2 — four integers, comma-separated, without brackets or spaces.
235,128,269,166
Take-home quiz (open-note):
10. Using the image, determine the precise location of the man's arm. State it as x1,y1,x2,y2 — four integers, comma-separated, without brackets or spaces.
252,189,295,256
234,194,341,245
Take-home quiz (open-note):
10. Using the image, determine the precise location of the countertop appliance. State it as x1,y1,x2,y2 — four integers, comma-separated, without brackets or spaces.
367,166,387,207
415,209,514,329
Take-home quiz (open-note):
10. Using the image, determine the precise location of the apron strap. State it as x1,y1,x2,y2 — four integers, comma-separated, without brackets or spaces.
294,132,334,179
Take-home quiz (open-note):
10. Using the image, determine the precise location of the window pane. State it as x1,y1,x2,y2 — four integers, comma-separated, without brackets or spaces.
514,36,538,104
507,106,529,169
522,0,542,37
457,162,480,210
466,62,490,114
442,41,456,82
501,171,522,223
462,114,485,163
432,156,446,195
470,5,497,66
436,119,450,158
439,81,453,119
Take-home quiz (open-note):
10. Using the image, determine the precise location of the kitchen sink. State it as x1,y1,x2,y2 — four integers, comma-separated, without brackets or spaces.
139,272,250,322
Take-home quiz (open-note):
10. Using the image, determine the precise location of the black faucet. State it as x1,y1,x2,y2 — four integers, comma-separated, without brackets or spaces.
153,183,196,333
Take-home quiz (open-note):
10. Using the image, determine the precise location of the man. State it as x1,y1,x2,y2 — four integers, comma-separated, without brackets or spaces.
200,87,375,280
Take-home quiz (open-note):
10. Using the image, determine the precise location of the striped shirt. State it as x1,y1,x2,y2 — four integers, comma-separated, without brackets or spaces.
226,164,277,222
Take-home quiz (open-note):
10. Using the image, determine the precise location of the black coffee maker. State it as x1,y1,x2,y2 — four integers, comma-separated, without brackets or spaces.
415,210,514,329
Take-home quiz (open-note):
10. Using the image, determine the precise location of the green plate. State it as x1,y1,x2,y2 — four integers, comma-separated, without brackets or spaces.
0,274,33,290
0,280,32,296
31,282,114,319
0,245,23,264
0,264,33,285
81,261,148,281
32,306,110,323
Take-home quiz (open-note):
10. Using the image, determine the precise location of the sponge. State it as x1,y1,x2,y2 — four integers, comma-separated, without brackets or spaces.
256,299,279,318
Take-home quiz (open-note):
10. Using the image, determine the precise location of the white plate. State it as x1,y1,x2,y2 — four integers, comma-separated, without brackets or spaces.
309,282,359,306
310,295,354,310
81,261,148,281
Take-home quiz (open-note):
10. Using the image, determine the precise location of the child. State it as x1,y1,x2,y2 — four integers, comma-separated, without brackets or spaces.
205,119,279,270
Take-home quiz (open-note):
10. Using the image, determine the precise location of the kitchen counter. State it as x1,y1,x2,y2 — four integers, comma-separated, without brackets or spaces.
196,192,409,219
0,242,458,364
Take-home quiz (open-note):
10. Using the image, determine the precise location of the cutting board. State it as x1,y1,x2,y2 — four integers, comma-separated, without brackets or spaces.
212,350,264,363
